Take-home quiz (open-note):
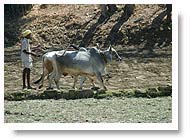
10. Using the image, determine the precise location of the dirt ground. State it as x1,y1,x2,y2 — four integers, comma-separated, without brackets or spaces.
4,47,172,92
4,4,172,92
4,4,172,123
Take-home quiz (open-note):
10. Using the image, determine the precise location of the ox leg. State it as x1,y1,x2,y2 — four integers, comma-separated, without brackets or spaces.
39,69,49,89
72,75,78,89
89,78,99,90
95,72,107,91
79,76,87,90
90,78,95,88
47,72,55,89
54,73,61,90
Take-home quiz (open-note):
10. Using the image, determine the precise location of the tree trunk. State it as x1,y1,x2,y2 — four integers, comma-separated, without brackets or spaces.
123,4,135,19
166,4,172,23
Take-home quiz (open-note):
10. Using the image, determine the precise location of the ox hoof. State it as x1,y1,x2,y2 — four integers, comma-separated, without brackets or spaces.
72,87,77,90
91,86,100,91
47,87,53,90
103,87,107,91
39,85,43,89
79,87,83,90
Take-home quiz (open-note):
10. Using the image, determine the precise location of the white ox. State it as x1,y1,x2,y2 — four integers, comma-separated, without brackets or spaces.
34,47,99,89
48,46,122,90
34,50,68,89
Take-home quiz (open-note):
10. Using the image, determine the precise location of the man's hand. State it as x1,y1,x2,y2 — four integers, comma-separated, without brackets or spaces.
23,50,40,57
32,53,40,57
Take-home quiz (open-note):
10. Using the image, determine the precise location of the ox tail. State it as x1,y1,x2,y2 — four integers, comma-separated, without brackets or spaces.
33,75,43,84
33,56,45,84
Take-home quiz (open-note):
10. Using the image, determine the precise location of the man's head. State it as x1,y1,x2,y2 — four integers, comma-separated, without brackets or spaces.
22,30,32,39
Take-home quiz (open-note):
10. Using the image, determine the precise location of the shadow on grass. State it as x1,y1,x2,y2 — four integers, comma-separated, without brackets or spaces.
4,86,172,101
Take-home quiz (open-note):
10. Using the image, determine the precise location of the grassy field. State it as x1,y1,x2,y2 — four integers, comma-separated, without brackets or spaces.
5,97,172,123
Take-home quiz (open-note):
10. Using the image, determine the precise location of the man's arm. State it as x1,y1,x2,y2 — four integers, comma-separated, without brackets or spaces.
23,50,37,57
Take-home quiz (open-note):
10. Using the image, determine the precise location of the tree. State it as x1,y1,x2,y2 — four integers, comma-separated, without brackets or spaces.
99,4,117,17
4,4,33,18
166,4,172,23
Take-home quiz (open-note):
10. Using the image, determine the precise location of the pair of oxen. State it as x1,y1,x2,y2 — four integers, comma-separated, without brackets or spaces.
34,45,122,91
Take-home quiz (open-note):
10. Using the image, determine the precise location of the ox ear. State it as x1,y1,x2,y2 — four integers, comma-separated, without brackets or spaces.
96,43,100,49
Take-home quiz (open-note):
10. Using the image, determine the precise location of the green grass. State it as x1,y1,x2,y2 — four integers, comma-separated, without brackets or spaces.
4,85,172,101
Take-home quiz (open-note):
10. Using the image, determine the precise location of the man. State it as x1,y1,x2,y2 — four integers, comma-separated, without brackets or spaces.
21,29,38,89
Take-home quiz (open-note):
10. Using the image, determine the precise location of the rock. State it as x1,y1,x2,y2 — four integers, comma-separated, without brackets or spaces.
43,89,62,99
68,89,94,99
157,85,172,96
134,89,147,97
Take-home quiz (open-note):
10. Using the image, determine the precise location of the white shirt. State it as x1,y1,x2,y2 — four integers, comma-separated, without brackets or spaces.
21,38,32,62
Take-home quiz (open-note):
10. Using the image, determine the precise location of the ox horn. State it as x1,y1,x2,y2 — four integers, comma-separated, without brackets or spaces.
109,44,112,52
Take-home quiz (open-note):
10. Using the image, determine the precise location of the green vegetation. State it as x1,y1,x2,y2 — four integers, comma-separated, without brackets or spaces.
5,85,172,101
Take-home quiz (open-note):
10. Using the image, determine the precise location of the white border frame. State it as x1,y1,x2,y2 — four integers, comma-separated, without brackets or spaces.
1,0,178,130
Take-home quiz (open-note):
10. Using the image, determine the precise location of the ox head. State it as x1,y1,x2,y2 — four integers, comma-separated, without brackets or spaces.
102,46,122,63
